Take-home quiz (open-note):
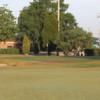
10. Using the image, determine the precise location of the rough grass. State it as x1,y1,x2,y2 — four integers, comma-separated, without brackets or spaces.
0,55,100,100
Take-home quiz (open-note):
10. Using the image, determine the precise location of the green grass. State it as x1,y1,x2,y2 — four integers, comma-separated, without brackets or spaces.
0,55,100,100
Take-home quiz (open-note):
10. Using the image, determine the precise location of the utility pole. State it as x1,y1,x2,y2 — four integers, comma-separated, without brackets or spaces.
56,0,60,56
57,0,60,40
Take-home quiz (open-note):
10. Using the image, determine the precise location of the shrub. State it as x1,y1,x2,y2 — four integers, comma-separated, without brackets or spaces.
0,48,20,54
22,34,30,54
84,49,94,56
85,48,100,56
94,49,100,56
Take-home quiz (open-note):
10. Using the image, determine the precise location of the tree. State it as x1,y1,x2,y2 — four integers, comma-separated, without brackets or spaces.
18,0,91,56
60,27,93,55
0,6,17,41
18,1,45,53
42,13,58,45
22,34,30,54
18,0,58,53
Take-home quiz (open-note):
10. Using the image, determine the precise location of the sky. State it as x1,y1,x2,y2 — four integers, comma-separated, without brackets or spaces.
0,0,100,37
66,0,100,37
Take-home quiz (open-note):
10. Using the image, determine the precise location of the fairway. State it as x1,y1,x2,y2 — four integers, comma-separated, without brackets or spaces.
0,56,100,100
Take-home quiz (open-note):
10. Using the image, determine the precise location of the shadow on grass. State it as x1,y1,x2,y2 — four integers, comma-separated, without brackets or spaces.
64,56,100,60
77,56,100,60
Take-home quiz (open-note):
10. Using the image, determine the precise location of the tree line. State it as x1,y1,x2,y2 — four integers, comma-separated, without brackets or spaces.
0,0,93,55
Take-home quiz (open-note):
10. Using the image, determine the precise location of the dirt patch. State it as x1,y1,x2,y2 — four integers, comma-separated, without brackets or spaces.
0,60,67,68
0,64,8,67
12,61,65,67
87,61,100,64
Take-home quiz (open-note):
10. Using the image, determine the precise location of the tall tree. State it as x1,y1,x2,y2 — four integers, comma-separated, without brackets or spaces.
18,0,58,53
0,6,17,41
18,0,92,55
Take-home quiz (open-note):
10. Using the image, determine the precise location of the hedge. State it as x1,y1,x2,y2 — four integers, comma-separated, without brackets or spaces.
94,49,100,56
85,48,100,56
0,48,20,54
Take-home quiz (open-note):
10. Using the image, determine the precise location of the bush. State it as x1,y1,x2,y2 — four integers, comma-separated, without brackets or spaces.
0,48,20,54
85,49,94,56
94,49,100,56
22,34,30,54
85,48,100,56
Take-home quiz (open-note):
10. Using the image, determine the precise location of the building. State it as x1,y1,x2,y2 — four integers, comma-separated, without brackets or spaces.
0,41,16,49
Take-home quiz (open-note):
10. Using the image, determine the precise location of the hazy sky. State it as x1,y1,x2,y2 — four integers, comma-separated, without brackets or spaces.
66,0,100,37
0,0,100,37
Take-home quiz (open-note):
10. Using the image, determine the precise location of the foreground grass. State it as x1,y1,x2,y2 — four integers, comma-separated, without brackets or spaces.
0,55,100,100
